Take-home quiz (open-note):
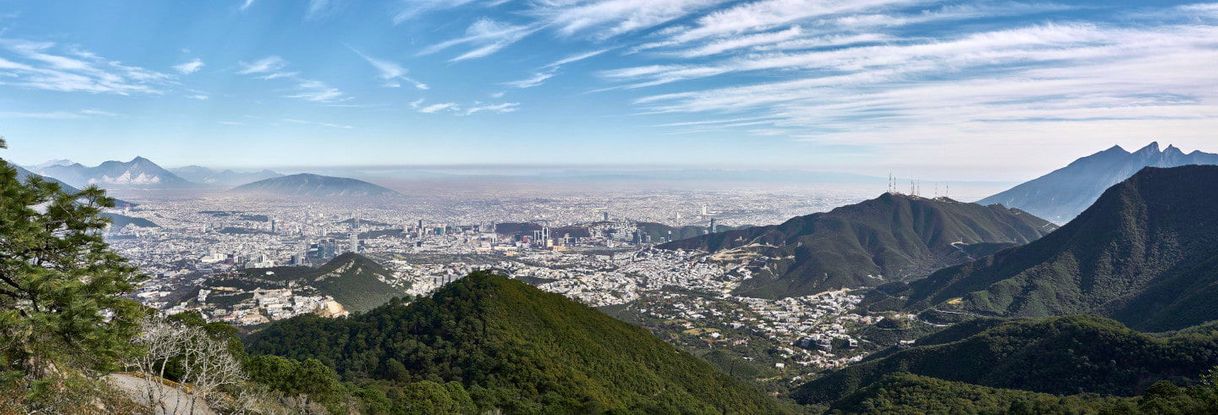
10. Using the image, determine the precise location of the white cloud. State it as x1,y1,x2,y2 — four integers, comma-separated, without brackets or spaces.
0,39,170,95
0,108,118,119
236,56,348,103
286,79,347,103
420,18,538,62
237,56,287,75
305,0,345,20
465,102,519,114
418,102,460,113
504,71,556,89
283,118,353,129
173,58,204,75
541,0,729,39
239,0,255,11
620,20,1218,167
506,48,611,88
393,0,478,24
350,48,428,89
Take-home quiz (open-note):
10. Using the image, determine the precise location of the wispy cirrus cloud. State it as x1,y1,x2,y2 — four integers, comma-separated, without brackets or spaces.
0,38,169,95
420,18,539,62
621,20,1218,163
410,98,519,115
393,0,478,24
464,102,519,115
237,56,287,76
173,58,204,75
350,48,428,90
539,0,730,39
282,117,353,129
0,108,119,119
238,55,348,103
505,48,611,88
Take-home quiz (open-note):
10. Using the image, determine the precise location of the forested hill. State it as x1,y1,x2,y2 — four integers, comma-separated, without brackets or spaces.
240,253,404,313
660,193,1056,298
893,165,1218,331
794,315,1218,407
246,272,793,414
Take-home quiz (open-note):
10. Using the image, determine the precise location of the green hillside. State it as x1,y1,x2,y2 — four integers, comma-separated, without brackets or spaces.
246,272,793,414
793,316,1218,406
243,253,405,313
660,193,1056,298
895,165,1218,331
828,373,1135,414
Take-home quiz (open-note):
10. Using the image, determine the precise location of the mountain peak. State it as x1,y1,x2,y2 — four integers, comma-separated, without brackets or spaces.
1135,141,1160,154
907,165,1218,331
979,142,1218,223
661,192,1056,298
231,173,400,198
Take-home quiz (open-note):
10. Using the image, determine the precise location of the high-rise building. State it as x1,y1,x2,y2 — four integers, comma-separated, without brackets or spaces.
602,211,609,222
710,218,717,233
270,219,277,234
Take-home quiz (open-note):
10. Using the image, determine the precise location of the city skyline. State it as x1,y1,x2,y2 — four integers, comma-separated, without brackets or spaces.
2,0,1218,180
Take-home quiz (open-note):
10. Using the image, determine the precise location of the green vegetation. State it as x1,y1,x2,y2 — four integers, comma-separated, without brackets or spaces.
661,193,1056,298
248,272,793,414
794,316,1218,406
829,372,1136,414
242,252,407,313
898,165,1218,331
102,212,160,229
0,145,148,411
828,371,1218,414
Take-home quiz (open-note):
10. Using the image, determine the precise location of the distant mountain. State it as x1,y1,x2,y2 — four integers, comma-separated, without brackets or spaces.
36,156,194,189
247,272,792,414
979,142,1218,223
660,193,1057,298
794,316,1218,407
241,253,403,313
893,165,1218,331
12,164,136,208
230,173,400,198
170,165,282,187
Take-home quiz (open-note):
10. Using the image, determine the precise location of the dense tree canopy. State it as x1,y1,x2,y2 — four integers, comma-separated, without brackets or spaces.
0,141,146,410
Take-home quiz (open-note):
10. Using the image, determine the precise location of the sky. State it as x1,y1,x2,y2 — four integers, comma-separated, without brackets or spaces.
1,0,1217,181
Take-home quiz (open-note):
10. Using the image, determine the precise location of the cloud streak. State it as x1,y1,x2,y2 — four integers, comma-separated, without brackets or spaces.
351,48,428,89
0,38,169,95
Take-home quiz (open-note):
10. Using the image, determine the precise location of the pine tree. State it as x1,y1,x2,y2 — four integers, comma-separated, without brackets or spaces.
0,141,145,379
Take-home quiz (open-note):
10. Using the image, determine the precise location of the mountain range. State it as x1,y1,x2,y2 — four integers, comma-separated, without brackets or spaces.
170,165,283,187
660,193,1057,298
979,142,1218,223
247,272,792,414
12,163,136,207
231,173,401,198
34,156,194,189
887,165,1218,331
795,315,1218,409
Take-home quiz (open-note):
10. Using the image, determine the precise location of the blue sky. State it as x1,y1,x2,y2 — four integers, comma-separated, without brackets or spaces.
1,0,1217,180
